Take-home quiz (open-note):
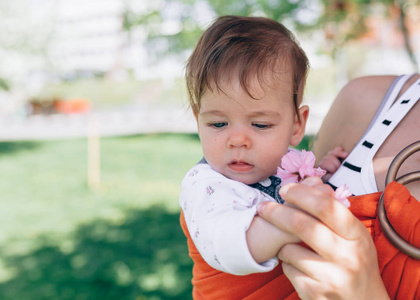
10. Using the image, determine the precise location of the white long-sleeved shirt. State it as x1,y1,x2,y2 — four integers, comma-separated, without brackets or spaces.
179,162,280,275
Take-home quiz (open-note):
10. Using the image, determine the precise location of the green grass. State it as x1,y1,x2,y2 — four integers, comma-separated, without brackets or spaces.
0,134,202,300
0,133,313,299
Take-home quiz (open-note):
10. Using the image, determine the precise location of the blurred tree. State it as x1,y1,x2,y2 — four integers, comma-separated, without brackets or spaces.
0,0,55,91
0,77,10,91
123,0,311,61
317,0,419,72
124,0,419,71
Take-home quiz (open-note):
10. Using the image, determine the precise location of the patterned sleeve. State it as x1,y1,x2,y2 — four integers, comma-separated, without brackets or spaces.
179,163,279,275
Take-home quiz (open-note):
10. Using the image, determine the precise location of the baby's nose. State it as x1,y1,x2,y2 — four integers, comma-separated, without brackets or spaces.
228,129,251,148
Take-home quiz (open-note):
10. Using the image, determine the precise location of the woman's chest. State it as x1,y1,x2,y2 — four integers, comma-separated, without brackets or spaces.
373,103,420,197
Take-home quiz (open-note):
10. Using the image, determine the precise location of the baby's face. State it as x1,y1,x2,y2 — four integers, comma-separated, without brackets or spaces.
195,74,306,185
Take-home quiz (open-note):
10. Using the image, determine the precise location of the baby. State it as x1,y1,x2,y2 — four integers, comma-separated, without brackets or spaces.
179,15,310,276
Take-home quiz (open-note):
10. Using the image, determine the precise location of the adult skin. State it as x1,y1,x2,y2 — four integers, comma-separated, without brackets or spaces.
258,74,420,299
314,74,420,199
258,177,389,299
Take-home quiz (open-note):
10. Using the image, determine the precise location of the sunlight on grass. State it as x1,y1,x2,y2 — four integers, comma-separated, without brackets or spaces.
0,134,202,239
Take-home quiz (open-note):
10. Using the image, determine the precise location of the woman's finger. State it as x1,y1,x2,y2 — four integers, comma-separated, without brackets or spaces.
281,253,357,300
300,176,335,196
279,182,365,240
299,176,323,187
278,234,387,300
258,186,389,299
281,262,321,300
258,201,346,259
279,244,344,300
278,243,324,279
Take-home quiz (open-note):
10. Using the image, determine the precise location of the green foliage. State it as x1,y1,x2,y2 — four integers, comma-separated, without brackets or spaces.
311,0,419,66
296,135,315,151
205,0,304,19
0,77,9,91
125,0,420,71
126,0,308,58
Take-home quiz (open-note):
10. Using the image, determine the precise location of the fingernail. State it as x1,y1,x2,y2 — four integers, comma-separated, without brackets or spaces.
257,202,266,214
279,185,289,198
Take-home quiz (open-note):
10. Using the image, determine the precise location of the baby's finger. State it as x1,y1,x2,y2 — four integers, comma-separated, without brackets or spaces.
319,155,341,174
329,146,348,159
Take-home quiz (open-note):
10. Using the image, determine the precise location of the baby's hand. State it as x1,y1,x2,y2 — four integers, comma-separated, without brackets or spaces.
318,146,348,182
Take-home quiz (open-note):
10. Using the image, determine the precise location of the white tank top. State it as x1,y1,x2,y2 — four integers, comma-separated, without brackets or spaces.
327,74,420,195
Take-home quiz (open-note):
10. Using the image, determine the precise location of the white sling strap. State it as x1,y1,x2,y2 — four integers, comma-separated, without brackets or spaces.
328,75,420,195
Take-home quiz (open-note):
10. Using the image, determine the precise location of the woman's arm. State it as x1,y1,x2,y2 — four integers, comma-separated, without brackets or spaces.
257,177,390,299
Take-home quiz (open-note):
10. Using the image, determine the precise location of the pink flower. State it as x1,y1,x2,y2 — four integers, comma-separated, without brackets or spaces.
280,150,301,174
276,168,299,185
277,150,326,186
334,184,352,208
276,150,351,208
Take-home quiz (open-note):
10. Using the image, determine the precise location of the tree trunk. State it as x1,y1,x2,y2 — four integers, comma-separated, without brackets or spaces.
396,0,419,72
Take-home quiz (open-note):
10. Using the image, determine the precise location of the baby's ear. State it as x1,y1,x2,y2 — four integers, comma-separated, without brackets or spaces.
290,105,309,147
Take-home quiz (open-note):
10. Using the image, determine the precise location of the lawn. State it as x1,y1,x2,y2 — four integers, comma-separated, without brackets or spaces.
0,134,202,300
0,133,313,300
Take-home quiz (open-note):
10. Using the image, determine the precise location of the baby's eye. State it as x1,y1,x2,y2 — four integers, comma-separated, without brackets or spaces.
210,122,227,128
253,123,272,129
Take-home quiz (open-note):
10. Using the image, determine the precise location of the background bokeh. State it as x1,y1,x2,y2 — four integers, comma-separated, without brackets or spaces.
0,0,419,299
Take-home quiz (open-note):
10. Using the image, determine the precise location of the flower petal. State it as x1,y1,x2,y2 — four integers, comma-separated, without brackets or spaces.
334,184,352,208
280,174,299,186
281,151,302,173
276,167,290,178
314,167,327,178
277,166,299,186
301,150,316,168
298,165,315,179
337,198,351,208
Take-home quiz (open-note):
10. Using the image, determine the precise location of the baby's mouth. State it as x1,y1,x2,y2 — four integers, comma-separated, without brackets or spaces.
228,160,254,172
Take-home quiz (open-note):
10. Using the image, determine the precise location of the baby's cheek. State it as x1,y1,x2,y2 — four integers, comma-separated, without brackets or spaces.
264,162,280,177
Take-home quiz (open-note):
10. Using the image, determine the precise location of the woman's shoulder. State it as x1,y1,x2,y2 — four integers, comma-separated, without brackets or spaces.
336,74,420,113
312,75,398,160
336,75,397,107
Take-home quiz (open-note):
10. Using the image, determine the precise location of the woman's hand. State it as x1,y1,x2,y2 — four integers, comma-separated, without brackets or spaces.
257,177,389,300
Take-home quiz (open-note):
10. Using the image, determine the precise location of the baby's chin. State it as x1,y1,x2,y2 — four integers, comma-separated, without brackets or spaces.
224,173,272,186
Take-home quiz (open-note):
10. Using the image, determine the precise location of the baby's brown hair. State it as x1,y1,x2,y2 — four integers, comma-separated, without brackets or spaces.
185,15,309,116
